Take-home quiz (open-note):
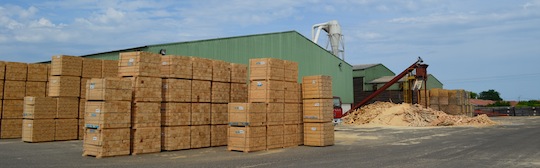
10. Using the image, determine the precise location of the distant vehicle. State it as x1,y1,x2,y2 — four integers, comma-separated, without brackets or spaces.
333,96,343,124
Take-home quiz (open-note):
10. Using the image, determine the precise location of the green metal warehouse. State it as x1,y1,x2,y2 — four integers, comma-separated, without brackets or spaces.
80,31,354,106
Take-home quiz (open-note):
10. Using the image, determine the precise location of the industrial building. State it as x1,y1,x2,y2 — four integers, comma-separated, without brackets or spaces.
352,63,443,105
79,31,354,108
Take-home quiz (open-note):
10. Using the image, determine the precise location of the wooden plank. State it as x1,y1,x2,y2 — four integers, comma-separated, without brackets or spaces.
228,103,266,126
227,126,266,152
303,99,333,123
22,119,55,142
23,97,56,119
161,126,190,151
304,122,334,147
50,55,83,77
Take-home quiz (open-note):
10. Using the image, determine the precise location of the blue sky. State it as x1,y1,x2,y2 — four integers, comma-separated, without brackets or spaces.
1,0,539,100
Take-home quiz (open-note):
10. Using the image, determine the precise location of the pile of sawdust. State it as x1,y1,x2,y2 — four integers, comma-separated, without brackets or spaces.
343,102,497,127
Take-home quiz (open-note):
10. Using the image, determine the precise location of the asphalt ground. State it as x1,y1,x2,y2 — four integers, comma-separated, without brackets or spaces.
0,117,538,168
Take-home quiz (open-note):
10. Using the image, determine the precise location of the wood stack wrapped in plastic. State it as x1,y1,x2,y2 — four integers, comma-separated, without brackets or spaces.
302,75,335,147
228,58,303,152
428,88,473,117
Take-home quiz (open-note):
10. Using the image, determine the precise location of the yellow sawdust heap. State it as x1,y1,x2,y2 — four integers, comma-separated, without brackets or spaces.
343,102,497,127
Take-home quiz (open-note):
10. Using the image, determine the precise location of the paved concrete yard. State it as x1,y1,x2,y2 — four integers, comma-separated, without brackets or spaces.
1,117,539,168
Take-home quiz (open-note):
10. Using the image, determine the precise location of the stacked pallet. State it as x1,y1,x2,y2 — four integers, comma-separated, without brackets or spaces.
22,97,56,142
119,52,162,155
1,62,28,138
160,55,192,151
429,88,473,117
83,78,133,158
302,75,334,147
49,55,81,141
228,58,302,152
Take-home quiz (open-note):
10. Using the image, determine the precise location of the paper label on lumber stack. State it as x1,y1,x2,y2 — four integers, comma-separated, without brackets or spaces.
160,55,192,79
55,119,78,141
284,103,301,124
267,125,284,149
302,75,332,99
191,57,213,81
230,83,248,103
283,124,298,147
25,81,46,97
85,101,131,129
84,128,130,146
303,99,333,123
304,122,334,147
162,79,191,102
22,119,55,142
211,103,228,125
2,100,24,119
230,63,247,83
211,125,227,147
86,78,132,101
129,77,162,102
0,119,22,138
191,103,210,125
102,60,119,78
83,128,130,158
82,58,103,78
283,60,298,82
48,76,81,97
23,97,56,119
5,62,28,81
212,60,231,82
50,55,83,77
0,61,5,79
161,103,190,126
227,126,266,152
131,127,161,154
191,80,211,102
55,97,79,119
212,82,230,103
249,80,284,103
228,103,266,126
267,103,284,125
132,102,161,128
161,126,190,151
4,80,26,99
118,51,161,77
249,58,285,81
27,64,48,82
284,82,300,103
190,125,210,148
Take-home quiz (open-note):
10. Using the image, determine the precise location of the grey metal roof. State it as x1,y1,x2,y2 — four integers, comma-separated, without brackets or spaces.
368,76,407,84
352,63,381,70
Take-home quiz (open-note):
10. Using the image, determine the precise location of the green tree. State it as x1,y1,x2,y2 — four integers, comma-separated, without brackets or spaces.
469,91,478,99
487,101,511,107
516,100,540,107
478,89,503,101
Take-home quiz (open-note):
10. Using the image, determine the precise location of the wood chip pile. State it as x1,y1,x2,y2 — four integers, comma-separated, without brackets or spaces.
343,102,497,127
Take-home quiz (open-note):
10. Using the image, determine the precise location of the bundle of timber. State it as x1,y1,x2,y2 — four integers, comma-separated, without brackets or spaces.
228,58,302,153
343,102,497,127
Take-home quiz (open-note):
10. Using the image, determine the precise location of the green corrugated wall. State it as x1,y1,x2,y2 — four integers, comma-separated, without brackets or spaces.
81,31,354,103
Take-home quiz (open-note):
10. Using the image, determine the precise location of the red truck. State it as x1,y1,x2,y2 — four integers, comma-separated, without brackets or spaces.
333,96,343,123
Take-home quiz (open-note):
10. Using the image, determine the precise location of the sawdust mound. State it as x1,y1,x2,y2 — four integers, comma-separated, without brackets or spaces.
343,102,497,127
